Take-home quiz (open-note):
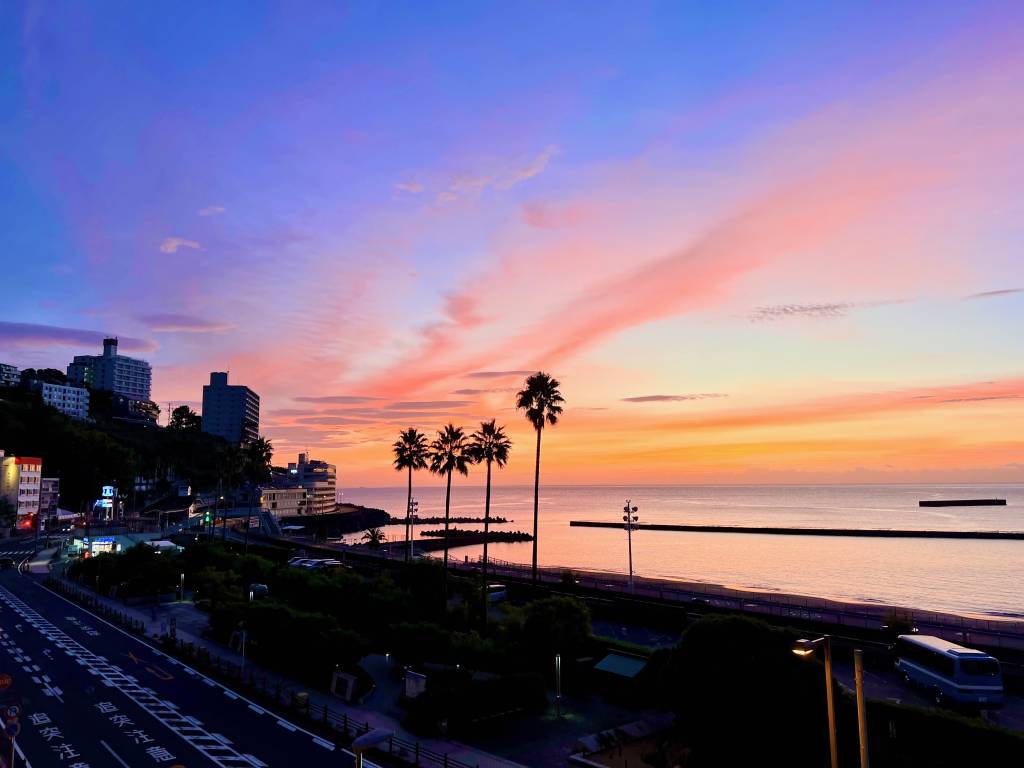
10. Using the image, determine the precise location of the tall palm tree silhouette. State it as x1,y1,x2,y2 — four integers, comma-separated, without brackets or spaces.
468,419,512,624
428,423,471,597
516,372,564,582
393,428,429,562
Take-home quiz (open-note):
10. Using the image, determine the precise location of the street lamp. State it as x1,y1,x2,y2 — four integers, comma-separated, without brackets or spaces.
179,573,185,601
407,497,418,562
351,729,393,768
555,653,562,718
622,500,639,591
792,635,838,768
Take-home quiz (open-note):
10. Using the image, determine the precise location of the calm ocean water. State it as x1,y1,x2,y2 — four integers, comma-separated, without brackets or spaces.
337,484,1024,618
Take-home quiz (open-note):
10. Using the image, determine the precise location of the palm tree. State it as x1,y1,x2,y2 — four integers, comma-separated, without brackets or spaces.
516,372,564,582
362,526,386,549
428,423,471,597
393,428,429,563
244,437,274,485
467,420,512,623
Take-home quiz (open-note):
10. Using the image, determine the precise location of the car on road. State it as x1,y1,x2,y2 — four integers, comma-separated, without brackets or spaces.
0,558,15,570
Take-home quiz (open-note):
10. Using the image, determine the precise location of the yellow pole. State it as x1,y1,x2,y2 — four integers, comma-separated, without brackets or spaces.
855,649,870,768
824,636,838,768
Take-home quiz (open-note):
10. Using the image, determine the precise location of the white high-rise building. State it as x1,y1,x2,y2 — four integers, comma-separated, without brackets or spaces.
274,453,336,516
67,337,152,401
30,381,90,420
0,363,18,388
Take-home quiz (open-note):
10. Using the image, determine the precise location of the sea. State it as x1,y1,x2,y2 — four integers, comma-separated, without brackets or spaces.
337,484,1024,619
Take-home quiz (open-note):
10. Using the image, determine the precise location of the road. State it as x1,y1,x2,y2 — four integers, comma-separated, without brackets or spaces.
832,659,1024,732
0,556,363,768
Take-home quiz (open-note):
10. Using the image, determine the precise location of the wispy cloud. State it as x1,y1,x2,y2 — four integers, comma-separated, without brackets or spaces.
293,395,382,404
384,400,472,410
197,205,226,217
437,145,559,203
495,145,559,189
748,303,857,321
138,314,233,333
159,237,203,254
622,394,728,403
466,370,535,379
451,387,515,395
965,288,1022,300
0,321,157,352
394,182,423,195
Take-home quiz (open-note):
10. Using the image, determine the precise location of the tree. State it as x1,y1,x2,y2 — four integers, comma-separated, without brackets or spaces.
428,424,471,599
361,526,386,548
521,596,591,660
243,437,273,485
515,372,564,582
167,404,201,431
467,420,512,624
393,428,429,563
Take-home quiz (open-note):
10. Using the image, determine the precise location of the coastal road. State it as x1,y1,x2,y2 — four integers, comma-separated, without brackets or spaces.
0,565,360,768
832,660,1024,732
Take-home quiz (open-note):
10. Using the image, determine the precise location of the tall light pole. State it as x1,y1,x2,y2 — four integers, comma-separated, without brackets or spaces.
407,497,418,562
622,500,639,591
793,635,838,768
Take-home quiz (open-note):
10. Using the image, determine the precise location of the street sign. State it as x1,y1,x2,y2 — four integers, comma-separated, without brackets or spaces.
0,674,12,692
3,706,17,719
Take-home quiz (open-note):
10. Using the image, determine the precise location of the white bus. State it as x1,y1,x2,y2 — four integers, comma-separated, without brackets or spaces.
894,634,1003,707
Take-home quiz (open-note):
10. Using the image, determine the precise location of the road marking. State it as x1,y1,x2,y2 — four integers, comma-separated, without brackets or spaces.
276,719,297,732
101,739,132,768
313,737,336,750
0,586,257,768
247,704,264,715
28,579,330,756
224,690,238,700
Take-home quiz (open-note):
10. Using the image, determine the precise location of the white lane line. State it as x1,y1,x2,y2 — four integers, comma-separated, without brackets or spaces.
28,580,330,756
101,739,132,768
313,737,336,750
247,704,264,715
276,720,297,732
224,690,238,700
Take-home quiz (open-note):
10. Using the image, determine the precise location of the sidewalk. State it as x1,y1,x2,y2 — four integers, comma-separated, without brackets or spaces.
45,573,527,768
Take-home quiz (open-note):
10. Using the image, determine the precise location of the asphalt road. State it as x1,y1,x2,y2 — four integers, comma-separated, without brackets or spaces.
832,659,1024,732
0,561,361,768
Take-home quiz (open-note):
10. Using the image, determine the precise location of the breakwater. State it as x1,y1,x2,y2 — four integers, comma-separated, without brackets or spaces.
568,521,1024,540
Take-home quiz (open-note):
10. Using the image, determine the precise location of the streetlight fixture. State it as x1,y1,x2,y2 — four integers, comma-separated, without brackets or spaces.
179,573,185,601
351,729,393,768
622,500,639,591
792,635,838,768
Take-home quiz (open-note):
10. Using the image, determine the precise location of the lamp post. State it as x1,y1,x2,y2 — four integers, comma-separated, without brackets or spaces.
792,635,838,768
179,573,185,602
352,729,394,768
555,653,562,718
622,500,639,591
407,497,418,562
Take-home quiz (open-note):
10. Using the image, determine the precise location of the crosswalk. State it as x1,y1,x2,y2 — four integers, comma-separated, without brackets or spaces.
0,549,35,556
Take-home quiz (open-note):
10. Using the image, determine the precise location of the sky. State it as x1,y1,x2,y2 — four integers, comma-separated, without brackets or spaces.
1,1,1023,487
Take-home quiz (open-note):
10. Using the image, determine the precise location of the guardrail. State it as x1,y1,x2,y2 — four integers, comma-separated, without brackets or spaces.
449,555,1024,652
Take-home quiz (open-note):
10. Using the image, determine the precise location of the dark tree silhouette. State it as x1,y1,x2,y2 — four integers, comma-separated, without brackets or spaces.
393,428,429,563
467,419,512,624
428,424,471,599
515,372,564,582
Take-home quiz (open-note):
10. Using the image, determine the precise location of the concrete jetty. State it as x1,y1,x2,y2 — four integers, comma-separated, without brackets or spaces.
568,521,1024,540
